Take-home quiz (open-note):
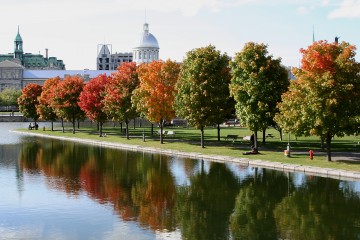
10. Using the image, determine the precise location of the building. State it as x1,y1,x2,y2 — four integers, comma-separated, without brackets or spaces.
96,44,133,70
0,60,115,92
0,27,65,70
133,22,160,64
96,22,160,69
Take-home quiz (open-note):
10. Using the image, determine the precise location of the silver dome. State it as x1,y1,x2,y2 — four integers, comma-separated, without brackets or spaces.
137,23,159,49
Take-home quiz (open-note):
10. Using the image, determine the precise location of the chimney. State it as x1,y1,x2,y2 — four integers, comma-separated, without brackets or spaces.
45,48,48,59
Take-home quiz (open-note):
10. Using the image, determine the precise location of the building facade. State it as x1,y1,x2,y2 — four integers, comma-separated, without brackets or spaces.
96,22,160,69
0,27,65,70
0,60,115,92
97,44,133,70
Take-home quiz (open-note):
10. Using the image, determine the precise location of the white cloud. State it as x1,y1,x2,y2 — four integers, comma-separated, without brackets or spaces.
296,5,313,15
329,0,360,18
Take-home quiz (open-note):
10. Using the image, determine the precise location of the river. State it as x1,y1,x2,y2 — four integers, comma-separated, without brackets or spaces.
1,123,360,239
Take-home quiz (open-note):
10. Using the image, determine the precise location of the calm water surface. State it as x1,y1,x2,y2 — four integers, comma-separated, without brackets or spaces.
1,123,360,240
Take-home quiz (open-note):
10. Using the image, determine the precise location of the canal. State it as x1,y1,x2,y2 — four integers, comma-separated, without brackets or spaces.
1,123,360,239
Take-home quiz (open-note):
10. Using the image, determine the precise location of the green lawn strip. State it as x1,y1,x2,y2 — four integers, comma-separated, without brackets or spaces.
17,125,360,172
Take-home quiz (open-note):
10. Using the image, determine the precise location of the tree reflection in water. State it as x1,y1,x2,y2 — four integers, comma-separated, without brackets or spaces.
18,137,360,239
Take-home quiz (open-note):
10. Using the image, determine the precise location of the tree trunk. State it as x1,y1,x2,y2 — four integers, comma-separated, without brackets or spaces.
51,121,54,131
200,126,205,148
99,122,103,137
119,122,123,134
97,122,99,131
151,124,154,136
125,119,129,140
217,123,220,142
77,120,80,129
72,113,75,134
160,120,164,144
61,118,64,133
279,128,283,141
320,136,325,151
262,129,266,145
133,118,136,129
254,131,258,150
326,132,332,161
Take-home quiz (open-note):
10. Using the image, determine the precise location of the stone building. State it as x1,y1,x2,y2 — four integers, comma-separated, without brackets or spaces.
0,27,65,70
0,60,114,92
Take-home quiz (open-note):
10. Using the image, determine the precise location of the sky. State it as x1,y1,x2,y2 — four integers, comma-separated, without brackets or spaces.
0,0,359,70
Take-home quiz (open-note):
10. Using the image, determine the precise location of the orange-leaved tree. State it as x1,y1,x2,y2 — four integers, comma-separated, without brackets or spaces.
79,74,109,137
51,75,85,134
18,83,42,125
132,60,180,144
103,62,139,139
275,40,360,161
37,77,60,131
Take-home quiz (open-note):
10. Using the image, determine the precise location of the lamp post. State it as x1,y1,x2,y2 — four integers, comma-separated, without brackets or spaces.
287,132,291,157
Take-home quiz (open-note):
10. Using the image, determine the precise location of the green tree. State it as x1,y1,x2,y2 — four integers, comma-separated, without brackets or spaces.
175,45,231,148
17,84,42,124
0,88,21,108
230,42,289,149
275,40,360,161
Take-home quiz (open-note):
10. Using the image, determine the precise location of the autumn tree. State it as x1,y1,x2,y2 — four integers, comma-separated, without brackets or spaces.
79,74,108,137
51,75,85,134
229,42,289,150
132,60,180,144
174,45,232,148
17,83,42,125
37,77,60,131
103,62,139,139
275,40,360,161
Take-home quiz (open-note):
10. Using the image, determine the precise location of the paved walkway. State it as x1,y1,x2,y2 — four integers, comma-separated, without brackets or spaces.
12,130,360,182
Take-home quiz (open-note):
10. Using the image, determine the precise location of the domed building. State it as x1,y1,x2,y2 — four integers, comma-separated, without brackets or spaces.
133,23,159,64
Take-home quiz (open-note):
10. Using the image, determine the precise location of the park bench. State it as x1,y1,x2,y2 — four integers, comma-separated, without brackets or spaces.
266,133,274,138
225,134,238,142
166,131,175,137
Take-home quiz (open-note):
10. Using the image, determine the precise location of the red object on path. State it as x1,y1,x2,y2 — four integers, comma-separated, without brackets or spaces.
309,150,314,160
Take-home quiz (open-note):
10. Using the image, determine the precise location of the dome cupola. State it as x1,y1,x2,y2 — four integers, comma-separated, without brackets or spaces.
133,22,160,64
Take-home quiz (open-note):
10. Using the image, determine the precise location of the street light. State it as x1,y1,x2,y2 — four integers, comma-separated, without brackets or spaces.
287,132,291,157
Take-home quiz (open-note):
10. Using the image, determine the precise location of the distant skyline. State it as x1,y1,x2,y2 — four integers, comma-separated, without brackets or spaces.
0,0,359,70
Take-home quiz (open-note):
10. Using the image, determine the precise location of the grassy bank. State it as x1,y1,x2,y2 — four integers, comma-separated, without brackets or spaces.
19,124,360,172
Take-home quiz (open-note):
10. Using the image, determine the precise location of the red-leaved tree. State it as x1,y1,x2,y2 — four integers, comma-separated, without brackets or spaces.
79,74,108,137
51,75,85,134
18,83,42,126
103,62,139,139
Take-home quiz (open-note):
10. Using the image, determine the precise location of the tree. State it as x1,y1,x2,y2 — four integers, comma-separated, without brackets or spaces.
37,77,60,131
79,74,108,137
175,45,231,148
51,75,85,134
0,88,21,108
133,60,180,144
275,40,360,161
18,83,42,124
229,42,289,150
103,62,139,139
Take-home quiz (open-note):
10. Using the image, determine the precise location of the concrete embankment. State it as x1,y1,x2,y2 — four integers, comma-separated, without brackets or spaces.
12,130,360,182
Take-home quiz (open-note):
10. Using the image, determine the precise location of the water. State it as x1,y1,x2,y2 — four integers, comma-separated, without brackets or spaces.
1,123,360,239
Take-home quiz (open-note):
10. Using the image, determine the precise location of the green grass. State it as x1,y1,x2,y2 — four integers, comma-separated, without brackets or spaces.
18,124,360,172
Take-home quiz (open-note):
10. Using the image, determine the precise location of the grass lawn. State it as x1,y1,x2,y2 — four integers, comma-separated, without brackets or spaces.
19,124,360,172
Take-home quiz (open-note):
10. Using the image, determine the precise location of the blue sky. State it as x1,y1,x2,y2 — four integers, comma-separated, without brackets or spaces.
0,0,359,70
